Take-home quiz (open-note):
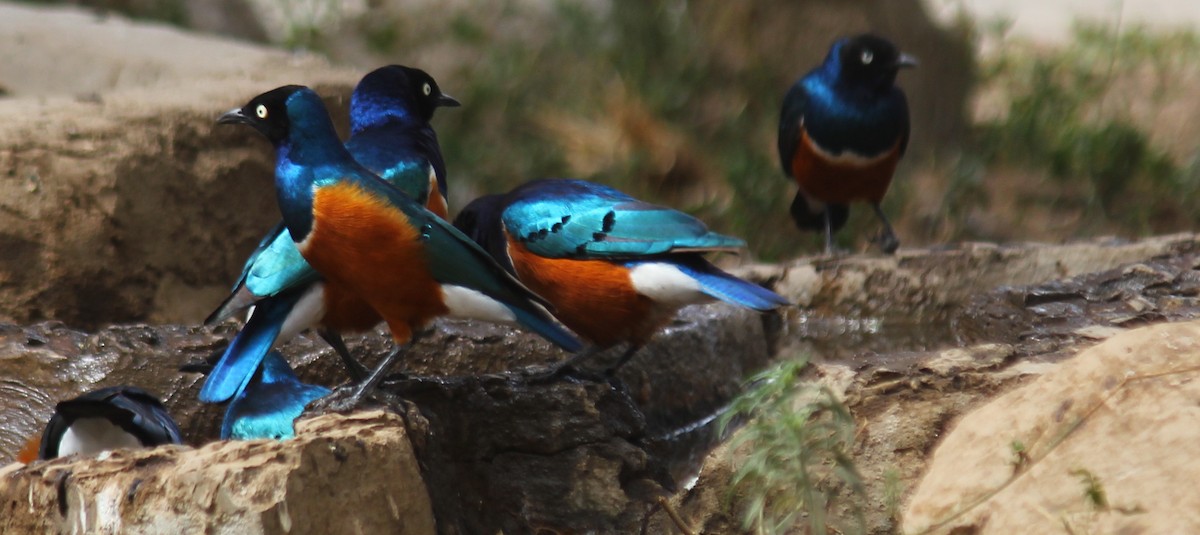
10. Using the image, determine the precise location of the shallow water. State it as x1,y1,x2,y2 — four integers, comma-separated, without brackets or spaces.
781,311,961,365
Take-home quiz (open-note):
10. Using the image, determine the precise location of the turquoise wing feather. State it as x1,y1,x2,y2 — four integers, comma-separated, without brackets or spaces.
347,171,582,352
501,179,745,259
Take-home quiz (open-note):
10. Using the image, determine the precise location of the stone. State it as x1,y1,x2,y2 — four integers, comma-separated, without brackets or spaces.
0,2,359,328
903,320,1200,534
0,411,434,535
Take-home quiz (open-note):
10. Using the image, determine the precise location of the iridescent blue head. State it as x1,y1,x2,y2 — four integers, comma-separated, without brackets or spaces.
218,85,343,149
822,34,918,93
350,65,460,135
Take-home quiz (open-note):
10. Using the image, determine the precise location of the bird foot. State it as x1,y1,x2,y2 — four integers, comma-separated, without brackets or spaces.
523,360,611,385
819,245,851,259
339,357,371,383
178,359,214,375
308,383,377,414
874,232,900,255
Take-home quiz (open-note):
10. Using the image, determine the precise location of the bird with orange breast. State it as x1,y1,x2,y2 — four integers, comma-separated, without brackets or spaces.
453,178,790,374
199,66,459,404
215,85,581,406
779,34,917,254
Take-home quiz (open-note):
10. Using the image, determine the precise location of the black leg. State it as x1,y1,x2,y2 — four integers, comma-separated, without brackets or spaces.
871,203,900,254
823,207,836,255
525,346,604,384
317,329,369,381
605,345,642,376
352,331,420,402
314,332,419,413
558,345,602,370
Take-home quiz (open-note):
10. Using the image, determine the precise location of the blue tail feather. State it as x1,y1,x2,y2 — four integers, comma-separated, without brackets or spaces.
221,352,330,440
675,261,790,311
199,290,301,403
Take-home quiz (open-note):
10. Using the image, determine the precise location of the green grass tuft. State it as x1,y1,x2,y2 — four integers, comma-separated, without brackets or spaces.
718,358,865,535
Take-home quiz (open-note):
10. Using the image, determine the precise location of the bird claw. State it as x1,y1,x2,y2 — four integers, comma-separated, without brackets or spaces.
874,231,900,255
820,244,851,258
523,360,609,385
308,384,373,414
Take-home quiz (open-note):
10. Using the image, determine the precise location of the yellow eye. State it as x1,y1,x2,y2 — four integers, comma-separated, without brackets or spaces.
255,104,268,119
423,83,432,96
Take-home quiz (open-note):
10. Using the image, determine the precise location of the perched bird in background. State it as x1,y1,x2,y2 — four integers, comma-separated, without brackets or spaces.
22,386,183,462
216,85,582,404
221,351,330,440
200,66,460,404
778,33,916,254
453,178,791,373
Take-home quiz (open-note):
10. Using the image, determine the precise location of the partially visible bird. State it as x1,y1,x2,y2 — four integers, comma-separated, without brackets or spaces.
778,33,916,254
200,66,460,404
221,351,330,440
216,85,582,404
27,386,182,461
453,178,790,373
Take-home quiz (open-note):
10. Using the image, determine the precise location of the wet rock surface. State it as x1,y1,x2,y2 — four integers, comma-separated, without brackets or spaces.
649,235,1200,534
956,252,1200,352
770,234,1200,362
375,306,775,533
0,303,774,533
4,234,1200,533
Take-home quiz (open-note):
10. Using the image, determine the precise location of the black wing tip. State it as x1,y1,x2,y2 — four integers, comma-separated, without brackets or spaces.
205,287,258,325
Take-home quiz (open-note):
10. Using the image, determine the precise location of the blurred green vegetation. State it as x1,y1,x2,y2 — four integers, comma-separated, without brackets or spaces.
425,1,807,259
717,358,864,535
338,3,1200,256
31,0,1200,257
317,0,827,259
970,22,1200,237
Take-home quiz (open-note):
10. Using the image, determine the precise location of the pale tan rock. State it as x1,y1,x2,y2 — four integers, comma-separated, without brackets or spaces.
903,320,1200,534
0,411,434,535
0,2,360,327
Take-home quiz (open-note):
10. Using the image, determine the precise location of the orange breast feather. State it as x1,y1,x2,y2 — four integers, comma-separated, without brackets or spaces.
302,182,448,343
320,280,382,332
790,130,903,204
506,236,662,348
322,175,448,333
425,173,448,220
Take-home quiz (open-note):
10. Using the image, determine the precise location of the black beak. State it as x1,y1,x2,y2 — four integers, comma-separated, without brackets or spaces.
217,107,250,125
894,53,919,69
438,93,461,108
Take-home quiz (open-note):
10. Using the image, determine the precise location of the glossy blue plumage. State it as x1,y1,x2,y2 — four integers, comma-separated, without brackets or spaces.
666,258,790,311
454,179,787,371
202,67,459,406
221,351,330,440
200,286,302,403
346,66,449,201
207,67,451,324
500,179,745,259
777,34,914,251
455,178,789,312
778,38,910,167
222,85,581,354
